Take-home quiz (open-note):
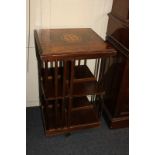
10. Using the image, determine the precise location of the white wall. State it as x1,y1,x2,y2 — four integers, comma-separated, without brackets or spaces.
26,0,113,107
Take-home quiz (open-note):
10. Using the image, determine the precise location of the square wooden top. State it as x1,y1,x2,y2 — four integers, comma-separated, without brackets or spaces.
34,28,116,60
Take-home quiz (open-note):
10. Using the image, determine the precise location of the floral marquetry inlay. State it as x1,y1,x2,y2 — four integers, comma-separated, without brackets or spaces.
61,33,81,43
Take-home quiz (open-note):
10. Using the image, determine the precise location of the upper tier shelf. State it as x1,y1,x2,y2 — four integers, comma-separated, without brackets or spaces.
41,65,96,82
41,65,105,100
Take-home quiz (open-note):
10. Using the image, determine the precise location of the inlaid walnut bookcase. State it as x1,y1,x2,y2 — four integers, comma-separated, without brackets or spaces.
34,28,116,136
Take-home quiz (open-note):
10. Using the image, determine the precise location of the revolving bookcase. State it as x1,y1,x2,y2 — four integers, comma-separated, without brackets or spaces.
34,28,116,136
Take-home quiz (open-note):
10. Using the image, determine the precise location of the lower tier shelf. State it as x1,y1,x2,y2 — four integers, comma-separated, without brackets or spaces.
41,102,100,136
73,81,105,97
41,80,105,100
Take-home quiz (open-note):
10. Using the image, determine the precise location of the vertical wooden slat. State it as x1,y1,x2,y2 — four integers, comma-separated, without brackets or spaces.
44,61,48,87
50,61,53,68
62,61,67,97
54,60,58,96
68,59,74,127
91,95,93,103
98,59,100,80
97,95,102,118
61,60,67,126
98,58,106,84
97,58,101,81
70,60,74,94
84,59,87,65
54,60,58,128
98,58,103,83
94,59,99,79
94,59,97,79
60,60,63,67
78,59,81,66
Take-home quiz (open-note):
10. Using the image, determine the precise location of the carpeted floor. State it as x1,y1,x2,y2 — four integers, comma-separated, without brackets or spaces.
26,107,129,155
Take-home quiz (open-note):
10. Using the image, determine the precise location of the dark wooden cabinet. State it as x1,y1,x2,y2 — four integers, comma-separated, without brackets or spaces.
34,28,116,136
102,0,129,128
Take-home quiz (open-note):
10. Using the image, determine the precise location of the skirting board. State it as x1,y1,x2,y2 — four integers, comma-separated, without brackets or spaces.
26,100,40,107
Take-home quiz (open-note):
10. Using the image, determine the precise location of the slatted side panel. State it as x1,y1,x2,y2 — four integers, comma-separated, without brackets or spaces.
91,58,100,103
34,38,44,105
91,57,113,117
